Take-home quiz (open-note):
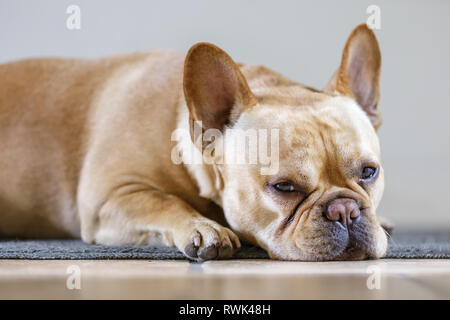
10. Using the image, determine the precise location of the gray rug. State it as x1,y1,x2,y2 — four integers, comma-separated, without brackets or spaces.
0,230,449,260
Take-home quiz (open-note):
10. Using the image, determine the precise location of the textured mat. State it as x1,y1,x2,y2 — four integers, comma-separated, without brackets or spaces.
0,230,449,260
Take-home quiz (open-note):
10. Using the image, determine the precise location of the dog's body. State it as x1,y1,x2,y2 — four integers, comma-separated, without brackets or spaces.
0,24,388,260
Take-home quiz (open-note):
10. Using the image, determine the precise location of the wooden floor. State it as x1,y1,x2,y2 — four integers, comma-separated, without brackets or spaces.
1,259,449,299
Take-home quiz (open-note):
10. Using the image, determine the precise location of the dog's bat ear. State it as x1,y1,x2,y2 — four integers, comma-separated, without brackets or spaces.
325,24,382,130
183,42,257,136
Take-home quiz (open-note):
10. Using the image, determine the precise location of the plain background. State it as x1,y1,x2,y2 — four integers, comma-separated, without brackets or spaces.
0,0,449,229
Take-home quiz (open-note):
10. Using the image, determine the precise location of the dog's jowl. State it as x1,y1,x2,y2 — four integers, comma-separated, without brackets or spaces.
0,24,389,261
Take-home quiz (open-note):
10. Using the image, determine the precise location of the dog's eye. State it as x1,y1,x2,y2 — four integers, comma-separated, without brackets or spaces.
360,166,378,181
273,182,296,192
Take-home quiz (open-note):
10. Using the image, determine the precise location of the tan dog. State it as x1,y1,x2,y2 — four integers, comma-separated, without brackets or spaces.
0,24,389,261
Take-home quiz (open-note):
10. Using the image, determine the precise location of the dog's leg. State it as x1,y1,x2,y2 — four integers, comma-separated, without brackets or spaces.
80,188,240,261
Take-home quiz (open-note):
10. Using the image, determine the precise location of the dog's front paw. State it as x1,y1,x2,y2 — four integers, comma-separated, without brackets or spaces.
176,219,241,261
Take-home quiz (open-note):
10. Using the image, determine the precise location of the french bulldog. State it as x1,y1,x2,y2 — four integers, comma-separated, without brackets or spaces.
0,23,389,261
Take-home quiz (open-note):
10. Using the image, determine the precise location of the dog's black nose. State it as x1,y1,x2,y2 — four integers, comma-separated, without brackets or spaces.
325,198,360,226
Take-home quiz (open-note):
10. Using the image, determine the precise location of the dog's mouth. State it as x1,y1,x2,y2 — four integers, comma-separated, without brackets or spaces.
287,215,387,261
334,244,369,261
331,223,384,261
308,236,377,261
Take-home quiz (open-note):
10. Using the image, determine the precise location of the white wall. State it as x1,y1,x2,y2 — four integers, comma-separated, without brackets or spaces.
1,0,449,228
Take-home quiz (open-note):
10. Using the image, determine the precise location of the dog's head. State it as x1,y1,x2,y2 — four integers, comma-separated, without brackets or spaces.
183,24,387,261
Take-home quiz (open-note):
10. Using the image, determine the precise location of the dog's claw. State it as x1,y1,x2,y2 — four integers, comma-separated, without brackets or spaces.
192,234,201,247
